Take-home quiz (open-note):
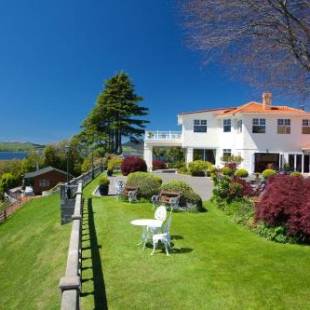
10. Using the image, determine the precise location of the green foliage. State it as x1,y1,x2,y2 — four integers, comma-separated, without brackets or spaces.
235,168,249,178
107,156,123,171
153,147,185,166
262,169,277,179
82,72,149,154
177,163,189,175
126,172,162,199
217,199,254,226
290,171,302,177
254,224,293,243
160,180,203,211
221,154,243,163
0,173,18,195
188,160,212,176
98,176,110,186
221,166,234,176
81,158,91,173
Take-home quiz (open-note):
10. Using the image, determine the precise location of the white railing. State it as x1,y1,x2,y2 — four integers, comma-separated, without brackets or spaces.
145,131,182,141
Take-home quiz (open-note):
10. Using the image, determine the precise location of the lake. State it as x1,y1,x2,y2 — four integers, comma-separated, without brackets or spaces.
0,152,27,160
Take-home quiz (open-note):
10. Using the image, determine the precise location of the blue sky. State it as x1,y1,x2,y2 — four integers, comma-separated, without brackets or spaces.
0,0,287,144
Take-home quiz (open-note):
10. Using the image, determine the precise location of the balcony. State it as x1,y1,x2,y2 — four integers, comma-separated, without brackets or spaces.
144,131,182,146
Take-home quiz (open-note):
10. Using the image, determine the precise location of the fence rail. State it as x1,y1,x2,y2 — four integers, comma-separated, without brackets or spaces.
59,165,102,309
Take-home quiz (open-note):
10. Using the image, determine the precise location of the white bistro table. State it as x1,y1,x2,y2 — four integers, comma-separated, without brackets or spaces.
131,219,163,247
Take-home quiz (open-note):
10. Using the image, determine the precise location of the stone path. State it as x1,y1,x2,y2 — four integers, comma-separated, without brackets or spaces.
109,172,213,201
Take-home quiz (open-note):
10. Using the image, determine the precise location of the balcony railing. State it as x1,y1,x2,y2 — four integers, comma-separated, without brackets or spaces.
145,131,182,141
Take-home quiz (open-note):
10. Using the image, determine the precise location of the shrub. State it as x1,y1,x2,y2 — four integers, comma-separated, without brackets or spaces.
225,162,237,171
177,164,189,175
160,180,203,211
107,156,123,171
262,169,276,179
121,156,147,176
0,173,18,194
98,176,110,186
126,172,162,199
152,160,167,170
221,167,234,176
235,168,249,178
290,171,302,177
255,175,310,242
188,160,212,176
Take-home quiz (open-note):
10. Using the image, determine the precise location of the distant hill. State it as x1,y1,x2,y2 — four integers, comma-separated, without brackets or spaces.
0,142,45,152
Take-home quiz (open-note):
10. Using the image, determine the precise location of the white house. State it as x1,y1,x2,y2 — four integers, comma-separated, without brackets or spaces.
144,93,310,174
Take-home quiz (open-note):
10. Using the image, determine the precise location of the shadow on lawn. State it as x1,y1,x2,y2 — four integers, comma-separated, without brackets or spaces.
80,198,108,310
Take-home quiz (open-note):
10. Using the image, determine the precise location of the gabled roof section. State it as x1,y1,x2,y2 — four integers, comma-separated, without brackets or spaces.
179,107,236,116
24,166,68,179
216,101,309,116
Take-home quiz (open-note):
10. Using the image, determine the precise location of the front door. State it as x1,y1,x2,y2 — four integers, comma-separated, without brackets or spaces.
254,153,279,173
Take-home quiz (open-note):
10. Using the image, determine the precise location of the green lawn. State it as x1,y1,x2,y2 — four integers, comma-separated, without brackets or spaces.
81,179,310,309
0,194,71,310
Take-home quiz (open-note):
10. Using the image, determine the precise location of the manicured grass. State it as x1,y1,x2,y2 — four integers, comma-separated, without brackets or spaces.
0,194,71,310
81,179,310,309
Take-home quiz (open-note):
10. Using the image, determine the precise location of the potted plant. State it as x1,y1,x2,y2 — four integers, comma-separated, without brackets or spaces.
98,176,110,195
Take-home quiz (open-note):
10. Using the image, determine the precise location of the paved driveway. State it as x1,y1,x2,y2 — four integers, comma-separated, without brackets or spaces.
109,172,213,201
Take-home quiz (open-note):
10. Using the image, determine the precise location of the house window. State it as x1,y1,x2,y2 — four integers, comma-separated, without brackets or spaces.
39,179,50,188
277,119,291,134
302,119,310,134
252,118,266,133
237,120,242,133
193,120,207,132
223,119,231,132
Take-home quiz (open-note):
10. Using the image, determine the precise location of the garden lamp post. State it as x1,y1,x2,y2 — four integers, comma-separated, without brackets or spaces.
65,145,71,183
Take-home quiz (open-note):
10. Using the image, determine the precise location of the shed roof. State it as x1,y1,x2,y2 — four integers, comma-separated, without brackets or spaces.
24,166,68,179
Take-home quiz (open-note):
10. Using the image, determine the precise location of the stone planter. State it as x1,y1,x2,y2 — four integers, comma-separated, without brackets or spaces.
99,184,109,196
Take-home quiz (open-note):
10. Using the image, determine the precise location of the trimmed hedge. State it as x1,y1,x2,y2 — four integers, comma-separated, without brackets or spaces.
126,172,162,199
188,160,213,176
235,168,249,178
221,167,234,176
262,169,276,179
160,180,203,211
121,156,147,176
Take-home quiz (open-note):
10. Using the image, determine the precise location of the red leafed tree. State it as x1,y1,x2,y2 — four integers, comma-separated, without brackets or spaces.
255,175,310,240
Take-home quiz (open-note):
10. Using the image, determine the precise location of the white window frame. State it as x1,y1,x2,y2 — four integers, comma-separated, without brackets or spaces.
252,118,266,133
302,119,310,134
223,119,231,132
193,119,207,133
39,179,50,188
277,119,291,134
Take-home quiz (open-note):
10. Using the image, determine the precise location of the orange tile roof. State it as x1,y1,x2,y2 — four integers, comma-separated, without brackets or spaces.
216,101,309,116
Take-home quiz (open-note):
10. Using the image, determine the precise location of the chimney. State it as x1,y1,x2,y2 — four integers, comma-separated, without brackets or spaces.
262,92,272,109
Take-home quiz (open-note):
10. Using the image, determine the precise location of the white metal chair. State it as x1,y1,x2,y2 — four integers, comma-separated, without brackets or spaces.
142,206,167,249
151,214,173,256
154,205,167,222
115,180,124,198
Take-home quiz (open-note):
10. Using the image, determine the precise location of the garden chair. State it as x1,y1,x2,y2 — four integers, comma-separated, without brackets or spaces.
128,190,138,203
142,206,167,249
115,180,124,198
151,213,173,256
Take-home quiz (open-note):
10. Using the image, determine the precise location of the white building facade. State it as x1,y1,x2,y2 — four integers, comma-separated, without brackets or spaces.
144,93,310,174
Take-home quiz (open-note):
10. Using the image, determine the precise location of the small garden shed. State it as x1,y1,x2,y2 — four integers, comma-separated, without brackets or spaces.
24,166,69,195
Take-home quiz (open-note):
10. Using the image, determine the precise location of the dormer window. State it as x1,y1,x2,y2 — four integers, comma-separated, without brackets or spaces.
302,119,310,134
193,120,207,132
277,119,291,134
252,118,266,133
223,119,231,132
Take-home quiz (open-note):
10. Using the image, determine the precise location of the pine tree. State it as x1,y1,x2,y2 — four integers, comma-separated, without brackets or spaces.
82,72,148,154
